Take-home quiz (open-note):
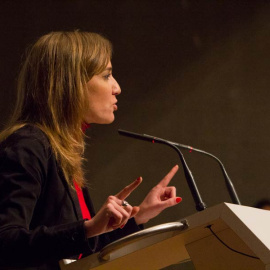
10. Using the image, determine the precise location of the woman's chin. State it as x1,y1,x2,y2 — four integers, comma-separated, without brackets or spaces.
96,116,115,125
84,114,115,125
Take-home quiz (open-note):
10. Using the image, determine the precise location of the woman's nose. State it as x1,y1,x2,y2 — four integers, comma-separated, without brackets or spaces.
113,77,121,95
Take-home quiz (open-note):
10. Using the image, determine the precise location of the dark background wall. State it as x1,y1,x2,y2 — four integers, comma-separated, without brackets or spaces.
1,0,270,241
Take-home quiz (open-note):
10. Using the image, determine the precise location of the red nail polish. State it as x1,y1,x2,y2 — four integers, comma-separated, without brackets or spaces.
137,177,142,181
120,224,125,229
176,197,182,203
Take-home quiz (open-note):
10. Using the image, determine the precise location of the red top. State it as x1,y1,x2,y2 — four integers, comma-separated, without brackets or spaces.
74,181,91,220
75,123,91,259
81,122,90,133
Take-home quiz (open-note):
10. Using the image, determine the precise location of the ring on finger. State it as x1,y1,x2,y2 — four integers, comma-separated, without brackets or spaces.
121,200,129,207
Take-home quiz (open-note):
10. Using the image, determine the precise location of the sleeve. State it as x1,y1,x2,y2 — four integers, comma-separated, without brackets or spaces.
91,218,144,254
0,133,91,267
105,218,144,243
83,188,144,254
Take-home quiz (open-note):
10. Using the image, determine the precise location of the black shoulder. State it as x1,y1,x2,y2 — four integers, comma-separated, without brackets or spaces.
0,125,50,153
0,125,52,182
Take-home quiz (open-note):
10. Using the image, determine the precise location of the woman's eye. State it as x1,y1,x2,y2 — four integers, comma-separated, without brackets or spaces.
103,73,112,80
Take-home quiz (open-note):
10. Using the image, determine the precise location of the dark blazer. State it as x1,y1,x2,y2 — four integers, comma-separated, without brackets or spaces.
0,125,141,270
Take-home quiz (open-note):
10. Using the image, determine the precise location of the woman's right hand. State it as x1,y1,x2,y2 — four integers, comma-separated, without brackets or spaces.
84,177,142,238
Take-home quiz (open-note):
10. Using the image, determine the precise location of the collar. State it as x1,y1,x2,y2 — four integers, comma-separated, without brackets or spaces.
81,122,90,133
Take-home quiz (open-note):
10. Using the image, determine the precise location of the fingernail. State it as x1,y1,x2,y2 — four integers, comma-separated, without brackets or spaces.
176,197,182,203
120,224,125,229
137,177,142,181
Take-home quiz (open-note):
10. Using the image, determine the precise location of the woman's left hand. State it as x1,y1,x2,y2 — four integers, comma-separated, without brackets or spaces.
134,165,182,225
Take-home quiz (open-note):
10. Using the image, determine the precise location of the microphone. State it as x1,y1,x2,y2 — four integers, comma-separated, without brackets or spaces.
118,129,241,207
168,140,241,205
118,129,207,211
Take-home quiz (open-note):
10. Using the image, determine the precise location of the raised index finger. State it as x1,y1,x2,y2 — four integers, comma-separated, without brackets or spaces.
158,165,179,187
115,177,143,200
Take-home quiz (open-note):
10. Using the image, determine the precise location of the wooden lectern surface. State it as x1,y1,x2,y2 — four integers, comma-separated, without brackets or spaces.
59,203,270,270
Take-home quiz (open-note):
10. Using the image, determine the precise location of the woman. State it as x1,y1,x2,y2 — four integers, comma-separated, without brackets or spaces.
0,31,181,269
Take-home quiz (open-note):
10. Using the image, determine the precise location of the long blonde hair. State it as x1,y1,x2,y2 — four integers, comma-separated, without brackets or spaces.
0,31,112,187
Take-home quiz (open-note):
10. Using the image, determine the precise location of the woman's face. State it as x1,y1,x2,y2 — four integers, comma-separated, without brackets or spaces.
84,61,121,124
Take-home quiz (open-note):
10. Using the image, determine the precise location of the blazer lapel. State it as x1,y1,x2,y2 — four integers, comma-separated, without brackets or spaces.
60,174,82,220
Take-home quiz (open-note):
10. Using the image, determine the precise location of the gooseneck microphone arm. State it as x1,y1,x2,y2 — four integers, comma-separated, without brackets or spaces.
118,129,241,206
171,142,241,205
118,129,207,211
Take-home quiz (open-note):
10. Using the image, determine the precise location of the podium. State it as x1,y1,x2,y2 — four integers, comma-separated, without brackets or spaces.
59,203,270,269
